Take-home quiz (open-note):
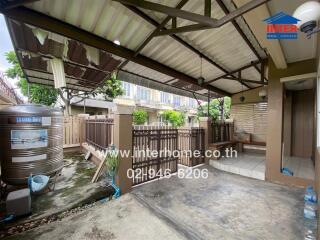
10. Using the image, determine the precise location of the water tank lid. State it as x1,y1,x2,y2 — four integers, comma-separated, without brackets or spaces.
0,104,62,116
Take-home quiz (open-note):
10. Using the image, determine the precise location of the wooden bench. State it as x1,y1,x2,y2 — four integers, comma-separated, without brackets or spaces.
242,142,266,154
209,141,237,160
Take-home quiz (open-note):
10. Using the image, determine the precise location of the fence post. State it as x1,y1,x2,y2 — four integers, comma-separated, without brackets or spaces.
113,105,134,194
199,117,212,164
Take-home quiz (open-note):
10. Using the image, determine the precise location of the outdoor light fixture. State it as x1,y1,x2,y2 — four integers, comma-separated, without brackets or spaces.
293,1,320,38
239,78,245,103
113,40,121,45
259,89,267,100
197,57,205,86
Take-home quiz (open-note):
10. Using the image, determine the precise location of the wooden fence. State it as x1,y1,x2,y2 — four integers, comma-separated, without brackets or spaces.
132,125,205,185
132,127,178,185
63,116,86,148
86,118,114,151
178,128,205,167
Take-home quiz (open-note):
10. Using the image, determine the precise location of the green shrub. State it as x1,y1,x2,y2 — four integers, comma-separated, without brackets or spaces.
133,109,148,125
161,110,185,127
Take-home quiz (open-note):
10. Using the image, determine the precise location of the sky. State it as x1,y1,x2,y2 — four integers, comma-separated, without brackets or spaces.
0,14,14,73
0,13,24,98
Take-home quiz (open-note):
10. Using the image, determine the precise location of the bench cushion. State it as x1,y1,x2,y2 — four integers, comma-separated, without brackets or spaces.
209,141,236,148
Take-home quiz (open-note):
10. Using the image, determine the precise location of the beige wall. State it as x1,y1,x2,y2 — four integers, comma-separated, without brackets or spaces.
232,86,267,105
315,35,320,232
316,148,320,197
283,91,292,157
266,58,316,187
71,106,108,116
148,111,158,124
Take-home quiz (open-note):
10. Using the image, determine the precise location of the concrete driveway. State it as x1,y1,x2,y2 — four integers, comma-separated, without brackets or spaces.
133,165,304,240
5,166,304,240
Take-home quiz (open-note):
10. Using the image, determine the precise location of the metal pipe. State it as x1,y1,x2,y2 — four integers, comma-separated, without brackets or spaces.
207,91,210,117
27,82,30,102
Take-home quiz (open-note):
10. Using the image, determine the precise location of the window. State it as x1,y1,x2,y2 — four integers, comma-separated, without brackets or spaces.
173,96,181,107
137,86,150,101
188,98,196,108
160,92,171,104
121,82,131,97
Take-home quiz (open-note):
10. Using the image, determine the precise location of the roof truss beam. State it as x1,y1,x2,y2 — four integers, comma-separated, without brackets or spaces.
123,5,232,75
152,0,263,62
113,0,270,28
26,75,92,90
122,4,252,89
204,60,262,85
204,0,211,17
119,69,213,100
118,0,189,69
155,23,210,36
24,68,103,87
224,76,267,85
0,0,39,10
215,0,262,61
16,48,112,75
1,6,230,96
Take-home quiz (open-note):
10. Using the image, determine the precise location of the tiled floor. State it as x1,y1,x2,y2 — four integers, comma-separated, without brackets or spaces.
283,156,315,180
209,153,266,180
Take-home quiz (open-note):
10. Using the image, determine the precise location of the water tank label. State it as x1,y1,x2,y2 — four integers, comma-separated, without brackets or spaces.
11,129,48,149
15,116,51,126
16,116,41,123
12,154,47,163
41,117,51,126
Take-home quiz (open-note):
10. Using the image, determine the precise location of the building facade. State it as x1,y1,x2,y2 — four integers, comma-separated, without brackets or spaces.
71,81,200,127
114,82,199,127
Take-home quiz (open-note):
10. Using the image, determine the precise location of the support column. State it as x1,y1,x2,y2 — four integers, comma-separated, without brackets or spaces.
199,117,212,164
113,105,134,194
266,57,316,187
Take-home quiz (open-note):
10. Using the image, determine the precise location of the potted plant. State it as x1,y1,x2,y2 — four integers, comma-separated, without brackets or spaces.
105,145,120,198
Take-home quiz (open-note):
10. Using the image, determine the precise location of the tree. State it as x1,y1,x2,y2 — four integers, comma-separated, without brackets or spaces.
133,109,148,125
5,51,124,115
5,51,58,106
197,97,231,122
58,72,124,116
161,110,185,127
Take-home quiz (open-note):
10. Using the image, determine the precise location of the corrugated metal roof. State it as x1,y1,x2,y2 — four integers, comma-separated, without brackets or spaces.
143,0,260,71
7,18,121,91
7,0,267,95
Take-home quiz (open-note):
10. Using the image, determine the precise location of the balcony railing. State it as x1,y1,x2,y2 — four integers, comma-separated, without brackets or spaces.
0,72,24,104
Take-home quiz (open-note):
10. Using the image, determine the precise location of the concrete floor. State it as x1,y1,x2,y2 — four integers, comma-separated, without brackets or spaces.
210,153,266,180
4,194,185,240
5,166,305,240
0,153,113,227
